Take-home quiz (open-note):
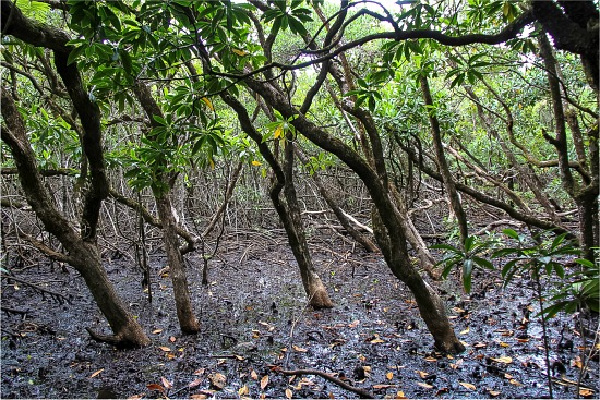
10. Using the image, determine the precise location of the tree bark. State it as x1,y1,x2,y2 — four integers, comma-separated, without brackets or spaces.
132,82,199,334
1,88,149,348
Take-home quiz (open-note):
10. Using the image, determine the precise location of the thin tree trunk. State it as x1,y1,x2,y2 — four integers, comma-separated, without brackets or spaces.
420,75,469,248
133,82,199,334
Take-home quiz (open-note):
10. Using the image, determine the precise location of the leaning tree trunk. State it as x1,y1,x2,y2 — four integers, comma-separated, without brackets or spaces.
133,82,200,334
1,88,149,348
221,92,333,308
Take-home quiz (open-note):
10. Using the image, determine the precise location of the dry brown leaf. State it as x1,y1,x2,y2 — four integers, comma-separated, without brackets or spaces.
328,392,335,399
491,356,513,364
504,373,513,379
146,384,165,393
161,377,172,389
459,382,476,390
372,384,395,389
190,395,207,400
509,379,521,386
292,345,308,353
210,373,227,390
474,342,487,348
157,346,172,352
285,388,293,399
416,370,429,379
90,368,104,378
252,330,261,338
189,379,203,388
386,372,394,380
250,370,258,380
348,319,360,328
260,375,269,390
579,388,594,397
417,383,433,389
370,338,385,344
363,366,372,374
152,329,162,334
127,393,145,400
488,389,501,397
193,368,205,376
169,336,177,343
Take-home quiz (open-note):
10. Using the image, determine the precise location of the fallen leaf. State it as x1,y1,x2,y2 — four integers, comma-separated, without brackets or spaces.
328,392,334,399
491,356,513,364
190,395,207,400
446,354,454,360
373,384,395,389
363,366,372,374
459,382,476,390
501,330,514,337
416,371,429,379
90,368,104,378
508,379,521,386
210,373,227,390
161,377,172,389
386,372,394,380
251,370,258,380
234,354,244,361
396,390,407,399
194,368,205,376
370,338,385,344
500,342,510,348
292,345,308,353
152,329,162,334
474,342,487,348
252,329,261,338
127,393,145,400
146,384,165,393
169,336,177,343
460,327,470,335
238,385,249,396
579,388,594,397
348,319,360,328
285,388,293,399
417,383,433,389
504,373,513,379
488,389,501,397
189,379,203,388
260,375,269,390
516,338,529,343
158,346,172,352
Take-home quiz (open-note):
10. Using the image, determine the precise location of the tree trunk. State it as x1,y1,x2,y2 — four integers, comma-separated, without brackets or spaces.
1,88,149,348
133,81,200,334
420,75,469,248
154,192,200,333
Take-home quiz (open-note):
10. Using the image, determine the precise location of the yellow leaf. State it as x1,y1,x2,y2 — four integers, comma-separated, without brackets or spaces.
285,388,292,399
260,375,269,390
386,372,394,380
579,388,594,397
500,342,510,348
90,368,104,378
509,379,521,386
274,125,283,138
231,48,248,56
459,382,476,390
491,356,513,364
238,385,249,396
251,160,263,167
459,327,470,335
396,390,407,399
201,97,214,111
446,354,454,360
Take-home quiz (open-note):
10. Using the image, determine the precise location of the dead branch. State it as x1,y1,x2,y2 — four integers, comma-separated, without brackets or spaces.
277,369,373,398
1,274,71,304
18,232,72,264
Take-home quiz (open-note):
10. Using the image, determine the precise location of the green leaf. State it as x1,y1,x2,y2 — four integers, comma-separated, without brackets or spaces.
463,259,473,293
472,256,493,270
502,229,519,240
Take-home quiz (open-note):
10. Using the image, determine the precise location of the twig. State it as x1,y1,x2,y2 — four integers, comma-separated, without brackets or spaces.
1,274,71,304
277,368,373,398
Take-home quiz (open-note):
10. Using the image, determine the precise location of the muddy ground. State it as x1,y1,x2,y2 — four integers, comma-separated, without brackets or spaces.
1,229,598,399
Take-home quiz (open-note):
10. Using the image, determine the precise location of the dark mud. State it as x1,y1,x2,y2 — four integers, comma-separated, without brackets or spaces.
1,231,598,399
